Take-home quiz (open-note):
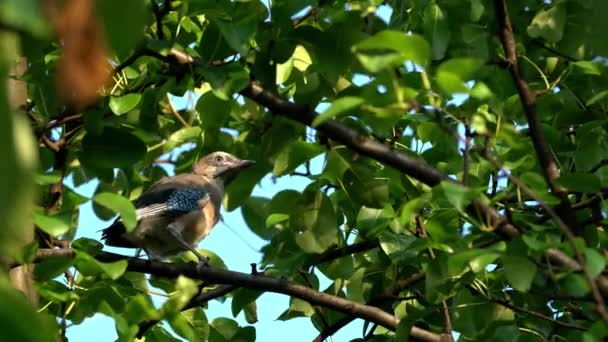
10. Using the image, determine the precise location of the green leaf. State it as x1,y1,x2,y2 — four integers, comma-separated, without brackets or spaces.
34,256,73,281
586,89,608,107
555,173,601,193
436,58,484,94
96,0,146,57
265,190,300,227
231,288,261,324
452,290,511,338
164,127,203,152
162,276,199,315
178,308,209,342
74,251,128,280
124,294,161,323
503,255,537,292
34,211,70,237
585,248,606,277
353,31,430,71
109,94,142,115
312,97,364,127
290,189,338,254
438,181,477,212
356,205,394,239
242,197,275,240
0,284,58,342
274,141,323,176
560,274,590,297
0,0,49,36
572,61,603,75
209,317,240,341
196,92,232,130
379,232,417,263
277,297,315,320
342,171,389,208
93,192,137,231
527,3,567,43
423,3,450,60
81,127,146,169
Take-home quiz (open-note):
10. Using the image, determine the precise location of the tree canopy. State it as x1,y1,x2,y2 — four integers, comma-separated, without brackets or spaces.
2,0,608,341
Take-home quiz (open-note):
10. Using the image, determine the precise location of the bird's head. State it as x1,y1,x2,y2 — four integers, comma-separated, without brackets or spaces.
193,151,255,183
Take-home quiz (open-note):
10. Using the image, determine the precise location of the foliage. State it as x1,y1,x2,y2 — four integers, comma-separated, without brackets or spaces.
1,0,608,341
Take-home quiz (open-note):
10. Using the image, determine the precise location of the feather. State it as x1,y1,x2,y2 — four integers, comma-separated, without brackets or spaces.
101,186,209,248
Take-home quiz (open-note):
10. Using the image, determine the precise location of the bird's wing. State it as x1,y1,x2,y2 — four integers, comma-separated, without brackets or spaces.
101,177,210,248
134,187,209,220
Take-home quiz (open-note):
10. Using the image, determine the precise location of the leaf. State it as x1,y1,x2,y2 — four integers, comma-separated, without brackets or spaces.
164,127,203,152
452,290,510,338
93,192,137,231
196,92,231,130
81,127,146,169
342,170,389,208
231,288,261,324
586,89,608,107
0,284,58,342
423,3,450,60
503,255,537,292
162,276,199,314
555,173,601,193
356,205,394,239
96,0,146,57
353,31,430,71
312,97,364,127
277,297,315,320
265,190,300,227
585,248,606,277
572,61,602,75
438,181,477,212
74,251,128,280
379,232,417,263
527,3,567,43
33,211,70,237
290,189,338,254
436,58,484,94
109,94,141,115
242,197,275,240
273,141,323,176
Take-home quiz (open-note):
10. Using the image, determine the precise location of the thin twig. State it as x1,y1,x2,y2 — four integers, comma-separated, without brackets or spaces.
165,94,190,127
483,153,608,324
415,216,453,340
462,124,471,187
490,297,585,331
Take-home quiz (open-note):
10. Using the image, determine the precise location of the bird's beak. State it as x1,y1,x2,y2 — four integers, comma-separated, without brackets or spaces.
236,159,255,170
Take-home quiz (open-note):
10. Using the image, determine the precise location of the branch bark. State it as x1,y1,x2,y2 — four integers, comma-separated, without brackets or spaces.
492,0,577,234
28,249,442,342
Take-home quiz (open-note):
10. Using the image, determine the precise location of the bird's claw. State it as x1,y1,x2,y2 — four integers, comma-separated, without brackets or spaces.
195,256,210,272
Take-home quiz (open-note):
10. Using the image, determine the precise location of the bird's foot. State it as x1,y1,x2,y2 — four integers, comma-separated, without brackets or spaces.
195,256,210,272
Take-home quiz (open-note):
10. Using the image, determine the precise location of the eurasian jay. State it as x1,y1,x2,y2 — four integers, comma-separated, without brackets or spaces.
101,151,254,267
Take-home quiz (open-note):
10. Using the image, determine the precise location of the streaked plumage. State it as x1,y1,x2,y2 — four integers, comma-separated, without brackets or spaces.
101,151,254,265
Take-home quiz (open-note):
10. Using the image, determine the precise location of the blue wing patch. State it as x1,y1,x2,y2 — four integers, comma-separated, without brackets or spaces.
135,189,209,220
166,189,208,212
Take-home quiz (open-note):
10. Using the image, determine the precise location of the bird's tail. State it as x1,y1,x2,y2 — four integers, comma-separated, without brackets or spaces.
100,220,136,248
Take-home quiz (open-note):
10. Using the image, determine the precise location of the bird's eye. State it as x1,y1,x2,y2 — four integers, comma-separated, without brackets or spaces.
215,155,224,162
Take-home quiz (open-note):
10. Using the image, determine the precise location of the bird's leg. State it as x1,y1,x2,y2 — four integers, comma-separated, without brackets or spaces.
166,223,209,270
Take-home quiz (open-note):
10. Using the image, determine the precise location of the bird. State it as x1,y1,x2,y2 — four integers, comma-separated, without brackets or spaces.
101,151,255,268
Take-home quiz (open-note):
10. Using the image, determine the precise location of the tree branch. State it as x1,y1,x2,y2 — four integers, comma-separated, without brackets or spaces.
304,240,377,268
493,0,576,235
26,248,442,342
314,271,427,342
